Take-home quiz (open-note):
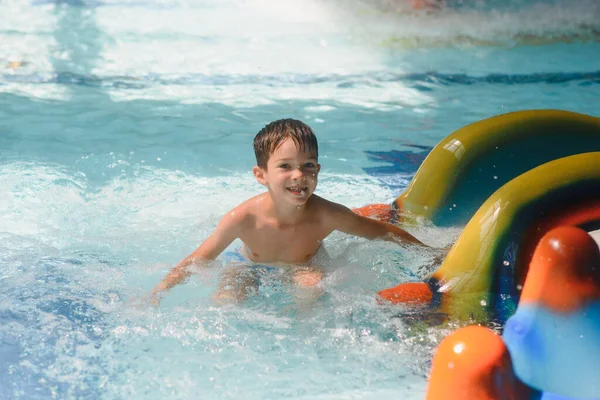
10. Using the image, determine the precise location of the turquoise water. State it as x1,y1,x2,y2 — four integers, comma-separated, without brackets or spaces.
1,0,599,398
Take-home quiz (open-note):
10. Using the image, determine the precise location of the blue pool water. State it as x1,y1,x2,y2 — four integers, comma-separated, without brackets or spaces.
1,0,599,398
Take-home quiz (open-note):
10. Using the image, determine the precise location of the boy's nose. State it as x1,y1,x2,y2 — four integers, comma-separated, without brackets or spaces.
292,166,305,180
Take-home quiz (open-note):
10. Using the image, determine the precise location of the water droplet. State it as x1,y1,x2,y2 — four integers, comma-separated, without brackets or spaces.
503,260,510,266
480,299,487,306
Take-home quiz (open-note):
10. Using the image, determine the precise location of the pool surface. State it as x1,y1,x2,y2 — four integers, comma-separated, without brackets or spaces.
1,0,599,398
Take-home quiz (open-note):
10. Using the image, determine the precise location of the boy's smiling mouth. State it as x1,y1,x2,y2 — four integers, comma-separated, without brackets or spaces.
287,186,308,196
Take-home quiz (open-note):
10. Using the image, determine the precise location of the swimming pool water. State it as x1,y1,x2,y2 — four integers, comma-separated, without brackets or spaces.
1,0,599,398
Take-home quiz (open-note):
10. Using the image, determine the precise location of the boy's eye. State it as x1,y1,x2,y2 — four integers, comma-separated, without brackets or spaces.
279,164,290,169
304,163,316,168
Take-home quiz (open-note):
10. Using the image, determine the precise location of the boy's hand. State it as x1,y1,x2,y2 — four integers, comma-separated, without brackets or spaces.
147,294,162,307
128,293,162,309
419,244,453,276
431,243,453,266
432,250,446,267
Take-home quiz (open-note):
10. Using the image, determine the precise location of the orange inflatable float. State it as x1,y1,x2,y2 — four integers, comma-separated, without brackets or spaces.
426,226,600,399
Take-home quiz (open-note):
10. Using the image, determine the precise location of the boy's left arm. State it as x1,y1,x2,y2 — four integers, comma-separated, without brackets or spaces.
327,202,428,248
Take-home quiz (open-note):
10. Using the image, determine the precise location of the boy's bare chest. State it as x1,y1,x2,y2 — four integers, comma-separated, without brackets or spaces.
240,220,328,264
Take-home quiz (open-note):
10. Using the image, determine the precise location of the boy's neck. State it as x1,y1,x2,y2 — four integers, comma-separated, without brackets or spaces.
264,193,311,226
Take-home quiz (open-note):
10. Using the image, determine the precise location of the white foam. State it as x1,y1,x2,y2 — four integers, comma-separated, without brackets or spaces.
2,0,597,104
0,162,395,256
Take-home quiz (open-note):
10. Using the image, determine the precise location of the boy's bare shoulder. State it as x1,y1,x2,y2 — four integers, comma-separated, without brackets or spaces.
220,193,266,226
310,195,352,217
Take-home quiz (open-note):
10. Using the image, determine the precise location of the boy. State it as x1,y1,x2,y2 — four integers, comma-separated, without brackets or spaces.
150,119,435,304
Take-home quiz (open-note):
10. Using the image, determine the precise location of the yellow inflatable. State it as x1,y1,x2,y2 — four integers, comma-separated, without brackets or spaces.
379,152,600,322
356,110,600,227
361,110,600,323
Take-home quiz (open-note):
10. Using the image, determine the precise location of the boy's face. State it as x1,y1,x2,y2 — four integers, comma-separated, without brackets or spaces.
253,138,320,206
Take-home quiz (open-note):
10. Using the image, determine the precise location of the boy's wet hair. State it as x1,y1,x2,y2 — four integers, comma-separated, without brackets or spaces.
253,119,319,168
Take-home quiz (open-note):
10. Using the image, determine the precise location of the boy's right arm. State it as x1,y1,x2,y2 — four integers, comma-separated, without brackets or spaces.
149,209,244,304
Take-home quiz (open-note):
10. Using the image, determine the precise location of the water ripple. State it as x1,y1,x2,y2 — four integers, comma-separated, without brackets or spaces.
2,70,599,89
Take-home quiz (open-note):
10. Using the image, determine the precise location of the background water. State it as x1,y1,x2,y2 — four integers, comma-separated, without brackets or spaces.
1,0,599,398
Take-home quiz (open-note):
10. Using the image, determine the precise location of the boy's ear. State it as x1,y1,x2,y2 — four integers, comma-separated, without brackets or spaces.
253,165,267,186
